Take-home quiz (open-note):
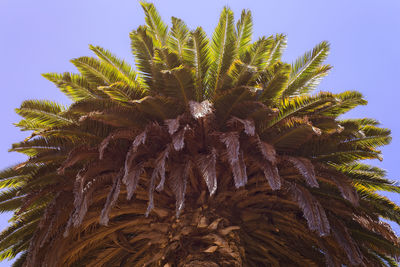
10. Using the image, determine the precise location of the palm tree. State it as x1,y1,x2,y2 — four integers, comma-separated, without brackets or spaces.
1,2,400,266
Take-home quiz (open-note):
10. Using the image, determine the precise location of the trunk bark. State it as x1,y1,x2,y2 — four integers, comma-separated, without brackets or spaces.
178,236,244,267
160,207,245,266
174,221,244,266
183,261,220,267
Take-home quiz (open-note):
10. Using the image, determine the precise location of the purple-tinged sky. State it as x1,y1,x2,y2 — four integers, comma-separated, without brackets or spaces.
0,0,399,265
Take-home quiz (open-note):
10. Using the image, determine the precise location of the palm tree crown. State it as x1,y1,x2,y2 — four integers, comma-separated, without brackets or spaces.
1,2,400,266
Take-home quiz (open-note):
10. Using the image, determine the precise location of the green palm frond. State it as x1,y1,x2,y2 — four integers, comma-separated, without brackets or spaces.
153,47,181,70
9,136,74,157
184,27,210,100
356,185,400,224
11,251,27,267
161,65,195,105
214,87,254,121
284,41,330,97
39,128,103,143
0,197,23,213
340,118,380,127
15,100,74,129
225,59,253,88
18,100,64,115
1,243,27,264
89,45,145,96
372,251,398,267
227,38,276,88
338,121,377,138
319,91,368,117
337,163,387,177
68,99,146,127
0,165,39,184
351,228,400,256
22,173,61,190
151,48,196,104
0,211,42,246
70,56,123,86
0,189,21,207
264,34,287,67
0,220,38,253
340,126,391,149
135,95,182,121
12,166,60,195
0,249,14,261
99,82,135,103
334,163,400,193
168,17,190,60
11,136,74,151
140,2,168,46
235,9,253,58
14,119,49,132
9,240,29,262
130,26,154,87
68,98,123,114
257,62,291,105
42,73,100,101
356,181,400,194
0,177,23,190
241,36,274,69
266,92,337,129
316,149,382,164
287,64,332,96
271,124,320,150
208,6,236,96
362,125,391,138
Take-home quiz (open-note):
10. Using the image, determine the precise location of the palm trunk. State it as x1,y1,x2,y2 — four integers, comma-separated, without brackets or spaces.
179,236,244,266
164,209,245,266
183,260,220,266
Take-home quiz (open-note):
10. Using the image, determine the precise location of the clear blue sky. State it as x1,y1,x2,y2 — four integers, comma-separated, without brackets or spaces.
0,0,399,265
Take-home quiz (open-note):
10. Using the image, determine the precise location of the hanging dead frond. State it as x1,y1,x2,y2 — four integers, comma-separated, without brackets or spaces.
99,170,123,226
220,132,239,165
122,130,148,199
197,148,218,195
254,136,276,164
220,132,248,188
228,116,255,136
169,161,191,217
282,156,319,188
146,170,158,217
131,130,147,153
147,147,170,215
155,146,171,192
123,163,144,200
317,164,359,206
172,125,190,151
72,171,114,228
289,182,330,236
261,161,281,190
233,150,248,188
99,129,136,160
72,169,86,220
330,175,359,206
